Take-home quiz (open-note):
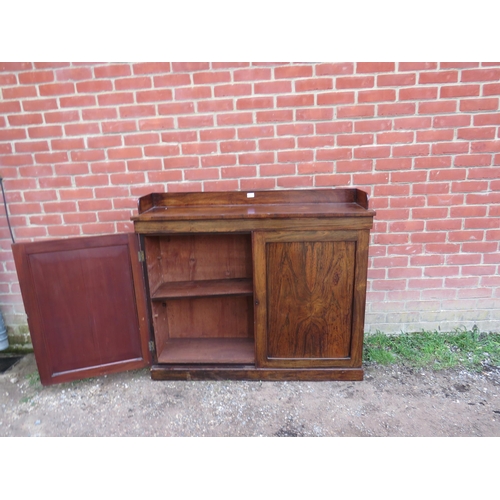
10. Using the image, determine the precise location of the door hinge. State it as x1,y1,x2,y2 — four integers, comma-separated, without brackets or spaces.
148,341,155,352
138,250,145,262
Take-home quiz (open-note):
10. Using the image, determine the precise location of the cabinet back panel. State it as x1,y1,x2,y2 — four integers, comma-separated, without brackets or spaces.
158,234,252,283
266,240,355,359
152,296,254,343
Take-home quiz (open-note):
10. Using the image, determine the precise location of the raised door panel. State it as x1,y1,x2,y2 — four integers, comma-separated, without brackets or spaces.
12,234,151,385
253,230,369,368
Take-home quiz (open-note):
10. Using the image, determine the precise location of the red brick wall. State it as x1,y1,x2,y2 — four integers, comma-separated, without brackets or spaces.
1,62,499,345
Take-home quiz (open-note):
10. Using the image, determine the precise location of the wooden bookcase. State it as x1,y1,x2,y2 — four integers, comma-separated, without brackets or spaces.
13,188,375,385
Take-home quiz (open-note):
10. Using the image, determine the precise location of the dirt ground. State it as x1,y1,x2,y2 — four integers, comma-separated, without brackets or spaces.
1,353,499,437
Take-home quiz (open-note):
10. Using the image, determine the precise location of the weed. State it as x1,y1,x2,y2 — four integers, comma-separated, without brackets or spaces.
26,371,41,386
364,327,500,372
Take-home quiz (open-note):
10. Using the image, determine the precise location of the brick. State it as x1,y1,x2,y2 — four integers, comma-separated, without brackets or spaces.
144,145,180,157
138,117,174,131
157,102,194,115
72,150,106,162
63,212,97,224
390,171,427,183
201,154,236,167
132,62,171,74
378,103,415,116
97,92,134,106
399,87,438,100
27,125,63,138
440,85,480,98
316,63,353,75
419,101,456,114
357,62,395,73
277,176,313,188
164,156,199,169
56,67,93,81
233,68,272,81
9,201,42,214
240,178,276,190
295,78,333,92
375,158,412,171
336,76,374,89
454,154,492,167
0,154,33,167
220,140,255,153
14,141,49,153
254,81,292,94
337,160,373,172
427,194,464,206
414,156,452,169
431,141,469,155
237,97,274,109
198,99,234,112
65,123,101,136
90,161,126,174
199,128,234,141
412,208,449,219
358,89,396,103
274,65,313,79
8,113,43,126
257,110,293,123
471,140,500,153
429,169,466,181
76,80,114,93
354,146,391,159
164,182,202,192
317,91,355,105
462,68,500,82
416,129,454,142
450,205,487,218
337,105,374,118
178,115,214,128
433,115,470,128
214,84,251,97
221,166,257,179
0,128,26,141
175,86,211,100
154,74,191,87
260,164,295,176
203,180,239,191
393,144,429,157
172,62,210,72
136,89,173,103
0,74,17,85
75,174,109,187
277,150,313,163
464,217,500,229
22,98,59,111
184,168,220,181
297,162,333,174
377,73,416,86
2,86,37,99
54,163,89,175
467,166,500,178
35,151,68,164
238,152,274,165
238,125,274,139
315,148,351,161
419,71,458,84
426,219,461,231
33,62,69,69
399,62,437,71
296,108,334,120
51,138,85,150
182,142,217,155
88,135,123,148
108,147,143,159
466,192,500,204
460,98,498,111
278,123,315,136
114,77,151,90
59,95,96,108
45,110,80,123
354,119,391,132
82,107,117,121
58,188,94,200
94,64,131,78
337,133,373,146
127,159,162,171
483,83,500,95
298,136,334,148
147,170,183,183
193,71,231,84
458,127,496,140
18,70,54,84
119,104,156,118
123,133,158,146
473,113,500,126
377,131,414,144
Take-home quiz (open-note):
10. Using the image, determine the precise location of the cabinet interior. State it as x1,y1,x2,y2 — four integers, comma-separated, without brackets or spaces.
144,233,254,364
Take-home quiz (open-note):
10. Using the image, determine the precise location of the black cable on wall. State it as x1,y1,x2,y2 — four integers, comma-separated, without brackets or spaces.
0,177,15,245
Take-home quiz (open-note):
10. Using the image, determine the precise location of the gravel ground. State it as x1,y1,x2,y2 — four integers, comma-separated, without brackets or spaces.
1,353,499,437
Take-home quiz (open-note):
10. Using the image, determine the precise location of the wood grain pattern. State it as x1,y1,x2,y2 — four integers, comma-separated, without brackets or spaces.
12,234,150,385
152,278,253,300
266,240,355,359
151,365,364,381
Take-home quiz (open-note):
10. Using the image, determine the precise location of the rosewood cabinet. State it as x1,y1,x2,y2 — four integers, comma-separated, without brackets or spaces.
13,188,375,385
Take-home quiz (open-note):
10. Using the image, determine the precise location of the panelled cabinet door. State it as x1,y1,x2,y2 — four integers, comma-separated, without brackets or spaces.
12,234,151,385
253,230,370,369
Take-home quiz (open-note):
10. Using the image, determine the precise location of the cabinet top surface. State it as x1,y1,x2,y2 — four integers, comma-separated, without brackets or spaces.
132,188,376,221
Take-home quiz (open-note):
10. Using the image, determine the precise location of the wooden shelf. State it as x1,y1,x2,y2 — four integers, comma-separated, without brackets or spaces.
158,338,255,364
152,278,253,300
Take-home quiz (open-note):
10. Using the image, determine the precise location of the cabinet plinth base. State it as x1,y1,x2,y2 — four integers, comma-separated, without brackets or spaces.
150,365,363,381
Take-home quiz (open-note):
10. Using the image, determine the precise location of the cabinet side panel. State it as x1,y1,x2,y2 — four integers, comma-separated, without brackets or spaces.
266,240,355,359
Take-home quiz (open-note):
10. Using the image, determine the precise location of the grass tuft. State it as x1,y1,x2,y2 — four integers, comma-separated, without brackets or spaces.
363,327,500,371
